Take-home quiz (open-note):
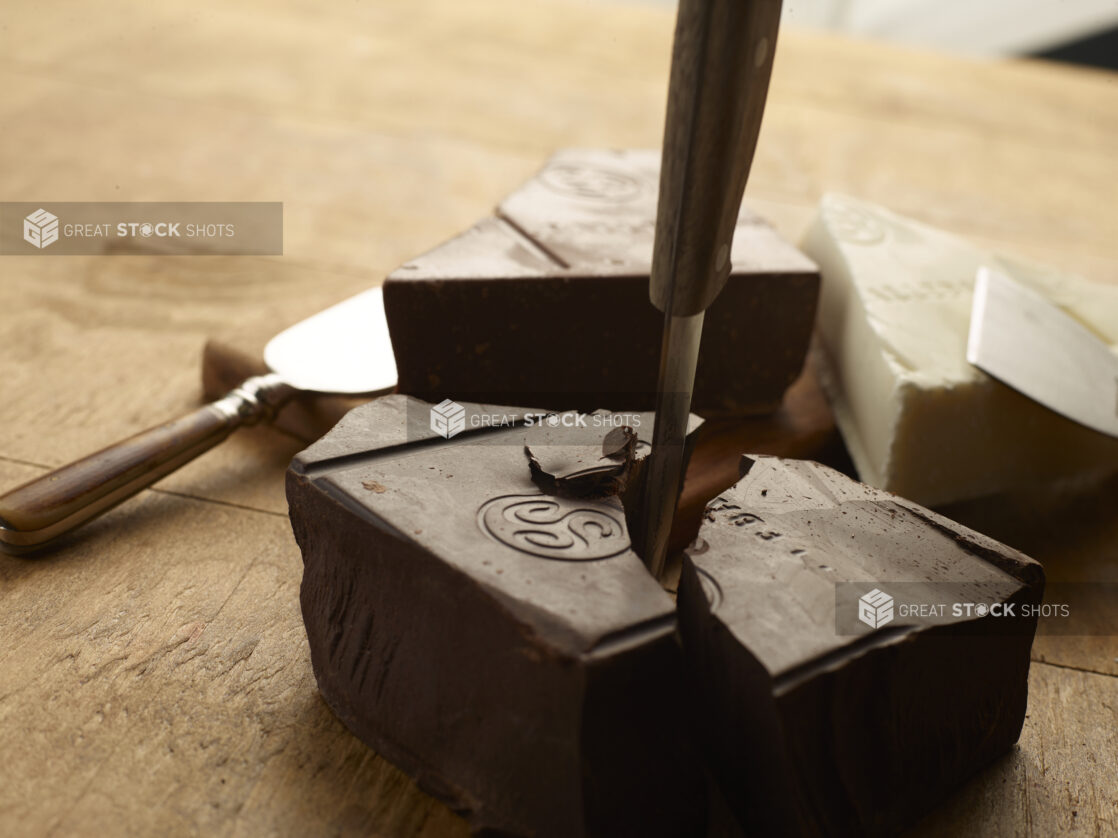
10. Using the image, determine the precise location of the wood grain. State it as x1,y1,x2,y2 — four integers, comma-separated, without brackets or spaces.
0,0,1115,835
909,662,1118,837
0,459,470,836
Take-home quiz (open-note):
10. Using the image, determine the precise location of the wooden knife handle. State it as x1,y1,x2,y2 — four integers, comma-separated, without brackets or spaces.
651,0,783,316
0,374,296,554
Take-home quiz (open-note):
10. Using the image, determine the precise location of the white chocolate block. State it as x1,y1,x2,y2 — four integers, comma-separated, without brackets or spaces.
803,193,1118,506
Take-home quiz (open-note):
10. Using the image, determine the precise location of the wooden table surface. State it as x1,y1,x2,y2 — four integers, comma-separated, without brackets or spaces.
1,1,1116,835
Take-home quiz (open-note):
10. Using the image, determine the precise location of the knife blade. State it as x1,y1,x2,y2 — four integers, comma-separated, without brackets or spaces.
967,266,1118,438
0,288,397,554
640,0,784,581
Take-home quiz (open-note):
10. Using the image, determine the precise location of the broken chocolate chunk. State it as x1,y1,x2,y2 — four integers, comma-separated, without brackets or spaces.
383,149,819,416
677,455,1044,837
287,396,706,837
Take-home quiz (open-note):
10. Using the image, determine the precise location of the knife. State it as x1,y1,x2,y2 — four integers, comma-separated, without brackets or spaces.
0,288,397,554
640,0,784,581
967,266,1118,438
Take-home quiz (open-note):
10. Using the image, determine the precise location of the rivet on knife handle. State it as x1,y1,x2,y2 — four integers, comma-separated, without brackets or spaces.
0,375,295,555
641,0,783,581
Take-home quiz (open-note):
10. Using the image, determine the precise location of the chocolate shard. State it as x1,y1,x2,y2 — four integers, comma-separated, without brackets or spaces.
287,396,705,837
677,455,1044,837
525,424,639,499
383,149,820,416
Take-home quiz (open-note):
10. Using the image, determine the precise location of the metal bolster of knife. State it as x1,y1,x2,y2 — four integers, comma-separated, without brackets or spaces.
210,373,297,424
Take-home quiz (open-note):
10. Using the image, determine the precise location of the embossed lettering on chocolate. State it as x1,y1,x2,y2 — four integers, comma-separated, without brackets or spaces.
286,396,706,837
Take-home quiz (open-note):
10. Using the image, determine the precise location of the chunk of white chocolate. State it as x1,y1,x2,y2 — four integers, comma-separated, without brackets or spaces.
803,193,1118,506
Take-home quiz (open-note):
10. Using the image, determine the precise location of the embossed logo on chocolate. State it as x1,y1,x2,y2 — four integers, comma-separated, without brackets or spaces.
539,163,641,202
824,199,886,246
477,494,630,561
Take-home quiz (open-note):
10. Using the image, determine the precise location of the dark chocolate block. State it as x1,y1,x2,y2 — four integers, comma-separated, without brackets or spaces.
287,396,705,837
383,149,819,416
677,456,1044,837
